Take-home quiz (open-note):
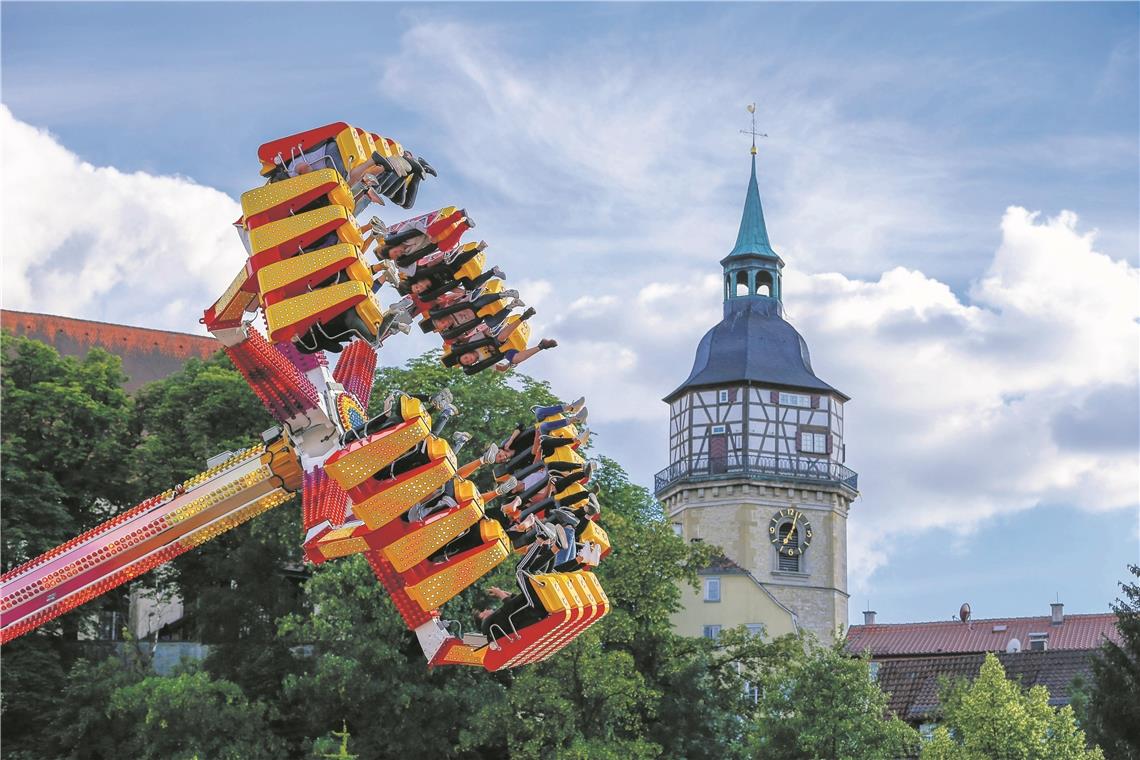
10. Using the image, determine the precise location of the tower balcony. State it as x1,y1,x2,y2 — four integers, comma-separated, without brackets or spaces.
654,453,858,498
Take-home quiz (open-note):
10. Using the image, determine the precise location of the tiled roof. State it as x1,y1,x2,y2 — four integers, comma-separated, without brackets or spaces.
847,613,1119,657
875,650,1096,722
697,554,750,576
2,309,219,391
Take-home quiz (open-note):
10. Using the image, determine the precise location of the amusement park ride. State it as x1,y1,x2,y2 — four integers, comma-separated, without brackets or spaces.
0,123,611,670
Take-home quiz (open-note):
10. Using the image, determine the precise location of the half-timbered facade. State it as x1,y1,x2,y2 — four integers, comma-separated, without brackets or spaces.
659,152,858,641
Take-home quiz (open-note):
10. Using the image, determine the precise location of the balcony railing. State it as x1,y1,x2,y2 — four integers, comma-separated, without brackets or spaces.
654,453,858,496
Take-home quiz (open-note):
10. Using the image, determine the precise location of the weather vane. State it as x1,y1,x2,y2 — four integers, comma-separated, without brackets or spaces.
740,102,767,156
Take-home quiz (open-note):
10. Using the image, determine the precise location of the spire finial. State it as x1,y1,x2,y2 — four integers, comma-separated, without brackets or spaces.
740,103,767,156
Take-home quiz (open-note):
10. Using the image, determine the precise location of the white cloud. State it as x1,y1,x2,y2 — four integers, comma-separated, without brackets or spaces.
0,105,242,332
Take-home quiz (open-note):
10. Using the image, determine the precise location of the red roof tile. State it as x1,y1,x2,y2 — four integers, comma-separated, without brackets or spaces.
847,613,1119,657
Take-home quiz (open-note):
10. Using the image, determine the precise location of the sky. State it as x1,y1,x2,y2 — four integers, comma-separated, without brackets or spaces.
2,2,1137,627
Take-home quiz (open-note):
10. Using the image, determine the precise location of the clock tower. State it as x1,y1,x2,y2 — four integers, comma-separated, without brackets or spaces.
656,148,858,641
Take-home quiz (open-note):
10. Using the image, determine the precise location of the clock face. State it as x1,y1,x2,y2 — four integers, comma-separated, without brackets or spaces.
768,507,813,557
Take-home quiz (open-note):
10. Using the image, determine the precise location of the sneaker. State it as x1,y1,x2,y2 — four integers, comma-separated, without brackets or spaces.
585,494,601,516
481,443,499,465
574,427,591,447
490,266,506,279
520,307,537,321
393,320,412,335
495,477,518,496
376,259,399,286
369,215,388,235
564,396,586,415
536,521,558,543
569,407,588,425
453,431,472,448
499,288,520,300
430,388,454,410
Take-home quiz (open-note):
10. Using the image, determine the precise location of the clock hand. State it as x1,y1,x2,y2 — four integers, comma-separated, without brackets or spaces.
782,513,799,544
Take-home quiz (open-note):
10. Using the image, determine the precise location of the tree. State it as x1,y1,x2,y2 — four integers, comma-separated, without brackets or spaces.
46,655,286,760
1,334,133,573
921,653,1104,760
746,635,920,760
0,335,135,759
1080,564,1140,760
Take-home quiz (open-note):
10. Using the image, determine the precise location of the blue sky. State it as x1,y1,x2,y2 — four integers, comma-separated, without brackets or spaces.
2,2,1137,626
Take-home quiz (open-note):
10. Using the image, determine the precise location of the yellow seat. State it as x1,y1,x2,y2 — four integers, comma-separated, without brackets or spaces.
240,169,353,224
579,521,610,558
404,525,510,611
382,499,484,572
334,126,370,174
454,247,486,283
256,244,372,300
351,438,457,529
249,206,364,258
324,399,433,491
264,282,380,343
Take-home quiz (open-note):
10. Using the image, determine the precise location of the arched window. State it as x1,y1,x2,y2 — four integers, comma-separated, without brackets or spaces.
756,271,773,297
777,522,800,572
734,271,749,298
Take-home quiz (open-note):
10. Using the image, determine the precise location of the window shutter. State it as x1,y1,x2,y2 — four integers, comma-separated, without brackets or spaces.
810,395,820,409
729,388,738,403
825,435,833,454
770,391,779,403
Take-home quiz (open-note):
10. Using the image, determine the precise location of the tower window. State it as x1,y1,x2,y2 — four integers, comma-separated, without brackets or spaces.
756,271,773,297
798,431,827,454
777,523,800,572
718,389,729,403
734,271,749,297
710,424,726,435
704,577,721,602
778,392,811,407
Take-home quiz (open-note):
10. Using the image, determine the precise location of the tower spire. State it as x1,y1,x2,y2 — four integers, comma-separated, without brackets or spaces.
721,103,783,307
730,104,776,259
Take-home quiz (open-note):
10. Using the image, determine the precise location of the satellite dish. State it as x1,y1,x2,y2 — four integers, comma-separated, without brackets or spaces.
959,603,971,622
1007,638,1021,653
747,103,756,113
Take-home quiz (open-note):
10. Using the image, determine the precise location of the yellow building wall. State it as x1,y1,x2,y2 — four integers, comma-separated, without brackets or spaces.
670,573,798,639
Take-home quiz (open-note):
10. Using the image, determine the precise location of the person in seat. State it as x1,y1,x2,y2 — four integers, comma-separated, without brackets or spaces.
474,526,560,646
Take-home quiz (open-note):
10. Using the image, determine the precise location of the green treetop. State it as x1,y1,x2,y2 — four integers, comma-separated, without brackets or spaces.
922,652,1104,760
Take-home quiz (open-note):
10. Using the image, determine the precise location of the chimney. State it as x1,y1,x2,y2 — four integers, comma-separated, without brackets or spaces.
1051,601,1064,625
863,610,877,626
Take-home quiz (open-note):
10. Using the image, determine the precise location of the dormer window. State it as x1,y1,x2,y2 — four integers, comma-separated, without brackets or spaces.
1028,632,1048,651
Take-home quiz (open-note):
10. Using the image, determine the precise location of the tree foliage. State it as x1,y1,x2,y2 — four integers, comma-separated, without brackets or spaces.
1080,564,1140,760
921,653,1104,760
746,635,921,760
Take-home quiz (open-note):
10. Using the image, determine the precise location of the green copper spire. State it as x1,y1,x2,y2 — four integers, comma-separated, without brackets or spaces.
727,154,777,259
